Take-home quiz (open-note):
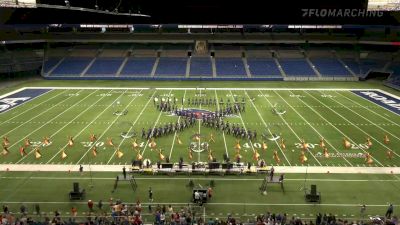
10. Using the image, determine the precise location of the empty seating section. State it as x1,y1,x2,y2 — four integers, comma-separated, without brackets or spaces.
85,58,124,76
43,58,61,73
247,58,281,77
156,57,187,76
311,58,352,77
120,57,155,76
342,59,386,76
279,58,316,76
342,59,361,75
215,58,246,76
190,57,213,76
51,57,91,76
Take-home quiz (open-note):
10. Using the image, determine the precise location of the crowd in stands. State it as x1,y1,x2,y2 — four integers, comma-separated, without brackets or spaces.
1,201,398,225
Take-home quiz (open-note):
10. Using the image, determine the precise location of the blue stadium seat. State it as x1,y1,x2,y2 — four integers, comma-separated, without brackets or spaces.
247,58,281,77
190,57,213,76
215,58,246,76
311,58,352,77
43,58,61,74
120,57,156,76
51,57,92,76
85,58,124,76
342,59,386,77
155,57,187,76
279,58,316,76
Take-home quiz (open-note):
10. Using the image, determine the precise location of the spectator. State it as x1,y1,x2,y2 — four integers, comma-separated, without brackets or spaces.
88,199,94,212
387,204,394,218
20,204,27,215
98,199,103,211
35,204,40,217
71,207,77,217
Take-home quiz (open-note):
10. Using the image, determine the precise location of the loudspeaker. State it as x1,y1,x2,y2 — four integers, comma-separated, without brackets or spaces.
311,184,317,195
161,163,173,169
73,182,79,192
208,162,220,169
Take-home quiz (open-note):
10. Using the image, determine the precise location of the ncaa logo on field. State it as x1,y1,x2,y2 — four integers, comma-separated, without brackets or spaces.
0,97,31,112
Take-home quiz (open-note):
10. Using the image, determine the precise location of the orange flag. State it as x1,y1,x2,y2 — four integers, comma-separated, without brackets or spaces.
92,146,97,157
24,138,31,147
323,147,329,158
253,150,260,161
280,138,286,150
343,137,351,149
300,151,307,164
273,150,281,164
19,146,26,157
384,134,390,145
319,138,326,148
107,137,114,147
68,136,74,147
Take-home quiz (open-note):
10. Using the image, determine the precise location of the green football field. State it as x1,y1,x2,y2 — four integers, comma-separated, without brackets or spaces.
0,80,399,221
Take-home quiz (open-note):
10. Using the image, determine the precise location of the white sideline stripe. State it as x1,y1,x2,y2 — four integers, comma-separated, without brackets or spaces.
75,89,141,165
23,87,149,90
258,90,322,166
228,90,256,155
0,90,66,127
1,164,400,173
338,91,400,129
334,91,400,141
302,91,385,167
214,90,229,158
0,90,80,137
0,87,26,99
169,90,187,160
0,201,397,207
44,90,114,163
141,90,173,157
2,176,400,182
15,90,99,163
19,87,400,93
273,90,353,166
323,91,399,156
244,90,290,166
6,89,86,152
154,88,393,91
106,90,156,164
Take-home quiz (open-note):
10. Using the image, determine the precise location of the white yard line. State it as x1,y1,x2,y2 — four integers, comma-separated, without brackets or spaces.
214,90,229,158
0,89,66,127
301,91,385,167
198,89,201,162
168,90,187,160
258,90,323,166
2,163,400,173
228,90,256,155
337,91,400,129
75,90,143,165
244,90,291,166
332,91,400,142
141,90,173,157
317,90,400,158
0,200,397,207
6,89,87,153
15,90,100,163
44,90,114,163
0,90,80,137
106,90,157,164
274,90,353,166
3,176,400,182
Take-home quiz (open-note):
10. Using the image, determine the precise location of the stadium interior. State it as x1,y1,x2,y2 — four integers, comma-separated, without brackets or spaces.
0,0,400,225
